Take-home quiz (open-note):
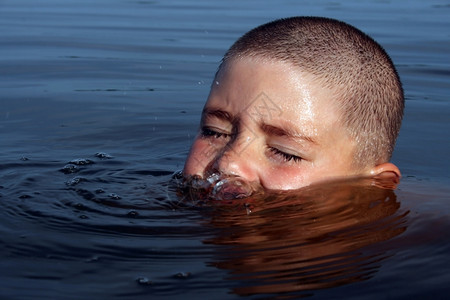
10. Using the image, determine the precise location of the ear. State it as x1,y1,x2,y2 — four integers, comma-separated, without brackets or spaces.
369,162,401,187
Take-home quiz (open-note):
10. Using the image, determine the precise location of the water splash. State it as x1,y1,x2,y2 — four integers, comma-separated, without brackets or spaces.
173,171,260,202
210,176,253,200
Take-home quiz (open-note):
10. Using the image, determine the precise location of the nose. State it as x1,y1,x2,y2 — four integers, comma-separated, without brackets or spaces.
209,134,259,182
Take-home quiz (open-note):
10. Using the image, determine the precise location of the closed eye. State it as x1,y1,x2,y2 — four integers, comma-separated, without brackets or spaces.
201,127,231,139
269,147,302,163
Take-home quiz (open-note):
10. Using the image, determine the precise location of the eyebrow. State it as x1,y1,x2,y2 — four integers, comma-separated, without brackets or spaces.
201,108,318,145
202,108,235,123
260,123,318,145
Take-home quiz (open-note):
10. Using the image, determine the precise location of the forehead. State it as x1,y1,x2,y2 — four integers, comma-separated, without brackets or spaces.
208,57,342,135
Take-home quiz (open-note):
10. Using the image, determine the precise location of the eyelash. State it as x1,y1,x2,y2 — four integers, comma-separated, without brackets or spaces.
269,147,302,163
201,127,231,139
201,127,302,163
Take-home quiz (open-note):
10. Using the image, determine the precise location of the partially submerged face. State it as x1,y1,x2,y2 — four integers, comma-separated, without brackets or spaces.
183,57,388,195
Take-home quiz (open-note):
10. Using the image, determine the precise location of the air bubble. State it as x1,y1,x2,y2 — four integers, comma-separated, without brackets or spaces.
60,164,79,174
85,256,100,263
127,210,139,218
211,177,253,200
136,277,153,285
95,152,113,159
173,272,191,279
69,158,95,165
178,172,260,202
66,177,85,186
108,193,121,200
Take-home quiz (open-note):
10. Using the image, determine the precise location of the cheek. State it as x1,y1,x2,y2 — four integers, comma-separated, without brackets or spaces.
259,166,310,190
183,138,218,175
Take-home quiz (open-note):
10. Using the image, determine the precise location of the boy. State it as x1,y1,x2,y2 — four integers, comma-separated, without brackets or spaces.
183,17,404,193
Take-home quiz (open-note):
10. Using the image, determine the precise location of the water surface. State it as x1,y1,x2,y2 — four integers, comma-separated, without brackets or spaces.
1,0,449,299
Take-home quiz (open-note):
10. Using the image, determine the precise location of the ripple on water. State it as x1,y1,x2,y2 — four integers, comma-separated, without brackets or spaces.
1,153,448,298
1,153,211,287
1,153,201,236
192,178,412,296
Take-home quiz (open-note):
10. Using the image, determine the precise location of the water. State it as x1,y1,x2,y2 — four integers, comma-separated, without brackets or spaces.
1,0,449,298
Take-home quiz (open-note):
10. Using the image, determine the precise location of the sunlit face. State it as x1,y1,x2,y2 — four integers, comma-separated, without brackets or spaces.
184,57,361,191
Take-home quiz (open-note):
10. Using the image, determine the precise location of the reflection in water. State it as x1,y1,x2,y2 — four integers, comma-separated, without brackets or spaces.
190,177,409,296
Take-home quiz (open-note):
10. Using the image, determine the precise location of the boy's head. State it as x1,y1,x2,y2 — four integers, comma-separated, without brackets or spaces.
184,16,404,192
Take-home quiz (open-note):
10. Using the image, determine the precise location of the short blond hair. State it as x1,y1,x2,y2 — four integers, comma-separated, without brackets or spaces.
217,17,404,167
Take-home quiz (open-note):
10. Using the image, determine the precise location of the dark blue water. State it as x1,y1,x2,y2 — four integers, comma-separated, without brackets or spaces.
1,0,449,299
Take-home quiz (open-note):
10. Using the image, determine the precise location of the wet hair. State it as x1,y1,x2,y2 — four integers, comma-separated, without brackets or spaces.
216,16,404,167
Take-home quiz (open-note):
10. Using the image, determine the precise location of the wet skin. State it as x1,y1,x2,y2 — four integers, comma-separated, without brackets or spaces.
184,57,399,191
